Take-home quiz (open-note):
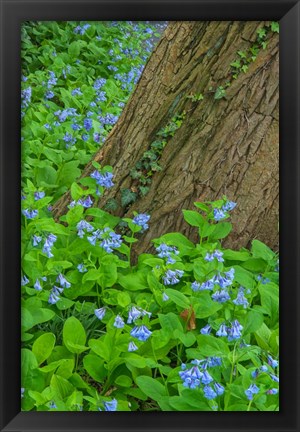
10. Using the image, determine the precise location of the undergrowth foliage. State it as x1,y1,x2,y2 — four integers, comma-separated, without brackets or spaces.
21,21,279,412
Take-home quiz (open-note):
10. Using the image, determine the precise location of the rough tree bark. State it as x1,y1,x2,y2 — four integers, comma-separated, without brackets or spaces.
53,21,279,255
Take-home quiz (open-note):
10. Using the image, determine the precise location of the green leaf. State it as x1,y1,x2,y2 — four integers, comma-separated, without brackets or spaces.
63,317,86,354
98,256,118,288
50,374,74,400
124,353,147,368
83,354,107,382
169,390,210,411
223,250,250,262
182,210,204,227
164,289,190,309
121,188,137,207
70,182,84,200
251,240,275,263
241,258,267,272
23,308,56,331
59,161,81,187
32,333,56,365
243,310,264,336
258,283,279,321
193,292,223,318
36,166,57,187
82,269,100,283
118,271,148,291
188,335,230,358
136,376,167,401
117,291,131,307
210,222,232,240
233,265,255,290
173,329,196,347
115,375,132,387
158,312,183,334
66,205,84,226
214,86,226,99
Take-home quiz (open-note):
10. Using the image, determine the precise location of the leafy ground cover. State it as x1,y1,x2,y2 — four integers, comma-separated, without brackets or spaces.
21,21,279,412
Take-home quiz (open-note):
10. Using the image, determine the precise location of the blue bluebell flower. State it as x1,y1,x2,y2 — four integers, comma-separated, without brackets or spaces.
77,196,93,208
266,388,278,395
128,341,138,352
270,374,279,383
90,170,114,188
103,399,118,411
267,355,278,368
114,314,125,328
42,234,57,258
48,291,60,304
57,273,71,288
245,384,260,400
77,220,94,238
21,87,32,109
34,191,45,201
222,200,237,212
132,213,150,231
162,292,169,301
213,208,227,221
200,324,212,335
156,243,179,264
260,365,268,372
45,90,54,99
84,118,93,131
81,134,89,141
49,401,57,409
63,132,76,147
201,370,214,385
74,23,91,35
251,368,259,379
203,385,217,400
47,71,57,87
256,275,271,284
200,280,214,291
34,279,43,291
233,287,249,308
94,307,107,320
207,356,222,367
72,88,83,96
52,286,64,296
216,324,228,337
21,387,25,398
22,209,38,219
205,250,224,262
77,263,87,273
179,364,203,389
88,228,122,253
130,325,152,341
94,78,107,90
191,281,201,292
211,289,230,303
227,320,243,341
163,269,184,285
21,275,29,286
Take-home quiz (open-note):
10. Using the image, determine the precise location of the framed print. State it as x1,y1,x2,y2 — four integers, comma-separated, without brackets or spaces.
0,0,299,431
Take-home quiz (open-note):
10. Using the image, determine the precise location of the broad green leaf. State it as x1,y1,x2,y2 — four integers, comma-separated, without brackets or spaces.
63,317,86,354
173,329,196,347
243,310,264,336
158,312,183,335
83,354,107,382
210,222,232,240
188,335,230,358
194,292,223,318
118,271,148,291
182,210,204,227
233,265,255,289
164,289,190,309
50,374,74,400
32,333,56,365
136,376,167,401
251,239,275,263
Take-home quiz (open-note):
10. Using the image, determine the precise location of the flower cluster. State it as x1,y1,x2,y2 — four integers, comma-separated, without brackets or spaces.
155,243,179,264
213,200,237,221
98,398,118,411
132,213,150,231
90,170,114,188
205,249,224,262
191,268,235,304
163,269,184,285
69,196,93,208
48,273,71,304
130,325,152,341
179,358,224,400
87,227,122,253
42,234,57,258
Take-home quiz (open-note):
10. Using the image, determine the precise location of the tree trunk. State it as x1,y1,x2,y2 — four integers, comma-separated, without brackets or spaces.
53,21,279,256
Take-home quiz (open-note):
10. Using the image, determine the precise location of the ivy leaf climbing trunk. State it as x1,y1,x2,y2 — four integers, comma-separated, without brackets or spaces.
53,21,279,255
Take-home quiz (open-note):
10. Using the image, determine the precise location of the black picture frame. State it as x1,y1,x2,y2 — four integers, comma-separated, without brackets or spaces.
0,0,299,431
